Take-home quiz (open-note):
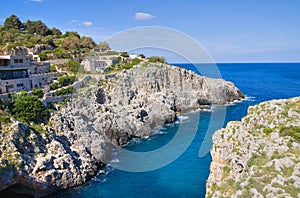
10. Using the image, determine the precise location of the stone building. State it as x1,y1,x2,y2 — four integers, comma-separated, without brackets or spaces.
82,55,119,73
0,55,59,94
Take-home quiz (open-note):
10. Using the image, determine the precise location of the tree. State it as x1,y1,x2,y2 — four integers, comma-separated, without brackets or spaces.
39,51,49,61
67,60,81,74
62,36,80,50
64,31,80,38
97,41,110,50
80,36,96,49
121,52,129,57
12,92,49,124
147,56,166,63
131,58,142,66
139,54,146,59
25,20,50,36
4,15,22,30
49,27,62,35
58,76,76,86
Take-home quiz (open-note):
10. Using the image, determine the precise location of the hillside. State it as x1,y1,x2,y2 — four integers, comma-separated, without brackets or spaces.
206,97,300,198
0,14,96,59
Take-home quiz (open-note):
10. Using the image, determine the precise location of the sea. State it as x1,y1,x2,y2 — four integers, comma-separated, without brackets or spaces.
54,63,300,198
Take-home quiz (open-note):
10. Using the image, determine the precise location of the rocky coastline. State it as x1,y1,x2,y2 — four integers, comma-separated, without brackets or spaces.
0,63,244,197
206,97,300,198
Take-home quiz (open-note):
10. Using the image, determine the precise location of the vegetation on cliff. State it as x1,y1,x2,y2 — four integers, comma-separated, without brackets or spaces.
0,14,96,59
206,97,300,198
0,92,50,125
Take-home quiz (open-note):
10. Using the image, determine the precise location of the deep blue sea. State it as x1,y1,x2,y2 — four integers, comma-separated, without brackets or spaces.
54,63,300,198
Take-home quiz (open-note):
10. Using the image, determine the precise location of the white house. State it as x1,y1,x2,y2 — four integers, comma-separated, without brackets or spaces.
0,55,59,94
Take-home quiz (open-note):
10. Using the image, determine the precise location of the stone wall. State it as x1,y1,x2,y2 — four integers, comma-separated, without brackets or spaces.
42,75,91,106
30,72,60,89
0,78,31,94
28,64,50,75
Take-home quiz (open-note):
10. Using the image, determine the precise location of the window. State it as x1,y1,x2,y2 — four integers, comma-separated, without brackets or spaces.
13,59,23,64
6,85,14,89
21,70,28,78
17,83,24,87
3,71,13,80
13,71,22,78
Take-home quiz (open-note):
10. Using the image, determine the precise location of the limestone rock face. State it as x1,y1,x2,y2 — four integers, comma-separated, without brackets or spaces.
206,97,300,198
0,120,105,197
0,45,54,56
59,63,244,146
0,63,244,196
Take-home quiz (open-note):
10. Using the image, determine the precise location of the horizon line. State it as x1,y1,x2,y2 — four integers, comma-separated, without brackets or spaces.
170,61,300,64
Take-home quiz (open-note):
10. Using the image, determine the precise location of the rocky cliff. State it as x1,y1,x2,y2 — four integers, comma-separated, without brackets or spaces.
0,63,244,197
206,97,300,198
0,45,54,56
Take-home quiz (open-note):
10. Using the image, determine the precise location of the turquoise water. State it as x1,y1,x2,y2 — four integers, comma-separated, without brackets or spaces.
54,63,300,198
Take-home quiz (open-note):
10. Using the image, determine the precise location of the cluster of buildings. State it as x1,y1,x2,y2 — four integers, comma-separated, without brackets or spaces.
81,46,145,73
0,44,145,95
0,54,60,94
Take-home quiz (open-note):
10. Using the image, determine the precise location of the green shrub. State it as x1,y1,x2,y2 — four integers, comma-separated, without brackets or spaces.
147,56,165,63
280,126,300,143
263,127,273,134
49,65,57,72
11,92,49,124
66,59,80,74
31,88,43,98
67,86,73,93
50,82,59,90
0,116,11,123
55,88,67,96
57,75,76,86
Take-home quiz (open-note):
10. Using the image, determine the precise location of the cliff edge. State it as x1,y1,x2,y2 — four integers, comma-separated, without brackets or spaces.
206,97,300,198
0,63,244,197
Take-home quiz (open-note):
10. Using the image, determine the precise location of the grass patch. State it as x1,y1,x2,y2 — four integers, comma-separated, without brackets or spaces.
244,177,268,197
222,165,230,179
281,165,294,178
31,124,47,134
0,115,11,124
218,179,240,196
280,126,300,143
284,178,296,186
263,127,273,135
271,150,286,160
247,152,269,167
272,183,300,198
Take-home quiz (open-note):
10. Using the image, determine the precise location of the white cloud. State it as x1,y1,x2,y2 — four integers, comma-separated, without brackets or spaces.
30,0,44,2
83,21,93,26
68,20,80,25
134,12,155,20
68,20,93,27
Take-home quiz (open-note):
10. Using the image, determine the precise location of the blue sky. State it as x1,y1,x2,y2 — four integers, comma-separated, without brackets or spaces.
1,0,300,62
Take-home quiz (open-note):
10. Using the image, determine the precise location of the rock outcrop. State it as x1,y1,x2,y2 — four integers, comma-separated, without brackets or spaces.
0,119,105,197
0,63,244,196
0,45,54,56
54,63,244,147
206,97,300,198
